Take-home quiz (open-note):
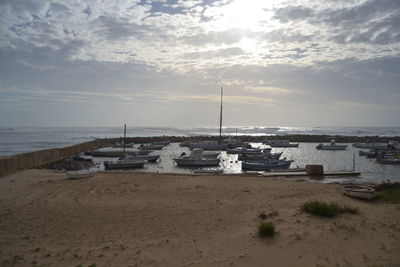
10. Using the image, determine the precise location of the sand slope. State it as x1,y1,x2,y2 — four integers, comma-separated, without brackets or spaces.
0,169,399,266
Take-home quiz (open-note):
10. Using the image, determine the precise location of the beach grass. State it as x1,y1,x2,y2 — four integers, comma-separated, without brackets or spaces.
375,183,400,203
302,201,359,217
257,222,276,237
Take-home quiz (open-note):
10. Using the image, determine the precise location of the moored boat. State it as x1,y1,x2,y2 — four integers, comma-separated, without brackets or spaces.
264,140,299,147
342,185,375,200
173,148,220,167
241,160,291,171
104,158,145,169
316,140,347,150
139,144,164,150
119,153,160,163
90,150,151,157
238,151,282,161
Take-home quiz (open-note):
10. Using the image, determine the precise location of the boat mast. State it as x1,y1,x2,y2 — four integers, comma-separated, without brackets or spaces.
123,124,126,153
219,86,223,144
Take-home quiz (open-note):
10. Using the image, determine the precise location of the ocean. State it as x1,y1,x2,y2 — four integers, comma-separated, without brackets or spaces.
1,126,399,183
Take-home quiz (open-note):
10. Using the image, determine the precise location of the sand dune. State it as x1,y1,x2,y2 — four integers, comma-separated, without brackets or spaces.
0,169,399,266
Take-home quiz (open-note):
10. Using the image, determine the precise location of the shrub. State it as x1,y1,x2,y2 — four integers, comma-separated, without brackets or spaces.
302,201,358,217
257,222,276,237
375,183,400,203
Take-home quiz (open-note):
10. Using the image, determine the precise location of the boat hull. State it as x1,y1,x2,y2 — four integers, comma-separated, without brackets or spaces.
104,160,145,169
242,161,291,171
174,158,220,167
342,185,375,200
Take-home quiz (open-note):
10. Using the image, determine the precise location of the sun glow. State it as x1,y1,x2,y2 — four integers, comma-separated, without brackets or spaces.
211,0,281,31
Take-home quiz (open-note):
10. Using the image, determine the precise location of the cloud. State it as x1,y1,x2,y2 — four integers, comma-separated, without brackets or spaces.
184,47,245,59
273,6,314,23
0,0,399,126
272,0,400,45
245,86,297,95
182,28,251,46
166,93,279,106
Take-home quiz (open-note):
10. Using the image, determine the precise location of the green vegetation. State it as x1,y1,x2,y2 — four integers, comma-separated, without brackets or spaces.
257,222,276,237
375,183,400,203
301,201,359,217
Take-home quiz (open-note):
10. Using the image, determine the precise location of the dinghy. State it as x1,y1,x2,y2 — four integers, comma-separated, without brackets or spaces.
342,185,375,200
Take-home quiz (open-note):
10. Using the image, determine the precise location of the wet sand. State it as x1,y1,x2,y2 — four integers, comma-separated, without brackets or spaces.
0,169,399,266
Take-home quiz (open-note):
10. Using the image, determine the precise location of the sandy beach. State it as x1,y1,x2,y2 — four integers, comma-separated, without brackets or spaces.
0,169,399,267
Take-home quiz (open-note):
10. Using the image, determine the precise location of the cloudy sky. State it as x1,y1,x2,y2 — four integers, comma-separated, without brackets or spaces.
1,0,399,127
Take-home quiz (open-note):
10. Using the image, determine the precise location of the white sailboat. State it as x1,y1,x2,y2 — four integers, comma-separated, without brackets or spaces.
173,148,220,167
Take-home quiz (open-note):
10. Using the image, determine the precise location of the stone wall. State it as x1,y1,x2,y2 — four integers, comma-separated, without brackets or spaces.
0,139,114,177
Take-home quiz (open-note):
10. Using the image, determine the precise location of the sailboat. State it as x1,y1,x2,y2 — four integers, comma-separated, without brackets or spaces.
187,87,241,151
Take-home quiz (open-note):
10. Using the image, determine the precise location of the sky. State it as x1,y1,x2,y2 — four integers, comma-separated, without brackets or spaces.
0,0,399,127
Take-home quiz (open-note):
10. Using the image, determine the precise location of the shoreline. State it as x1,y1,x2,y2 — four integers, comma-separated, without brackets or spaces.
0,169,399,266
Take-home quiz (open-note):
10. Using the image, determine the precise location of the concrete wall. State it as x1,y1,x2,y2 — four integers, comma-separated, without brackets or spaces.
0,138,116,177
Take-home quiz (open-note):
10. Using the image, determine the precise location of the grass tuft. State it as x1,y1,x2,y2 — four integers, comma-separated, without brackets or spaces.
257,222,276,237
375,183,400,203
302,201,359,217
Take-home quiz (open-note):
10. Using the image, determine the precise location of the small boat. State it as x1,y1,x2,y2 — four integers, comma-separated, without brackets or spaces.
67,169,96,179
139,144,164,150
173,148,220,167
119,153,160,163
264,140,299,147
238,151,282,161
104,158,145,170
342,185,375,200
227,145,263,155
316,140,347,150
90,150,151,157
241,160,291,171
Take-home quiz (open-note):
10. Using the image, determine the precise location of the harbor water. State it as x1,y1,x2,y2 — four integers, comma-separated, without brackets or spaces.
1,126,399,183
